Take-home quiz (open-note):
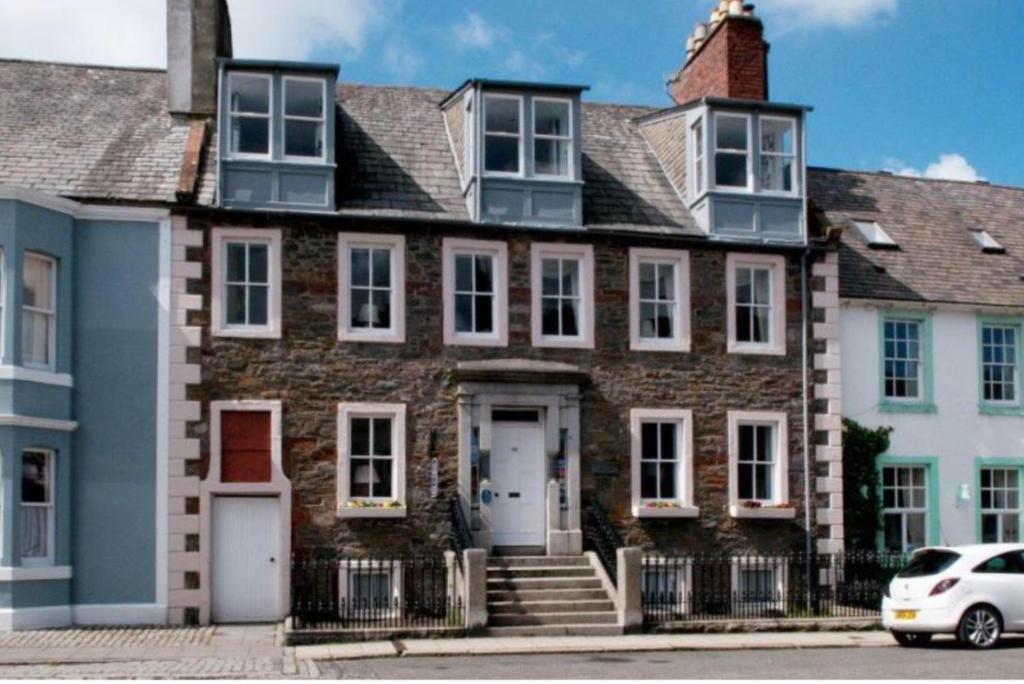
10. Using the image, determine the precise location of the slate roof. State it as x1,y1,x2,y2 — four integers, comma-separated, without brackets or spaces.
0,60,192,203
809,167,1024,308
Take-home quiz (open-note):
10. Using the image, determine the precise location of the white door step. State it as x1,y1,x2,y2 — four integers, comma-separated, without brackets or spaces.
487,566,596,578
487,588,611,602
489,599,616,614
483,624,624,637
489,556,591,568
489,611,618,627
486,577,603,591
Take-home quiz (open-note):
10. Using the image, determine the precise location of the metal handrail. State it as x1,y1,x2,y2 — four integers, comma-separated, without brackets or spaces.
582,501,624,586
449,496,474,571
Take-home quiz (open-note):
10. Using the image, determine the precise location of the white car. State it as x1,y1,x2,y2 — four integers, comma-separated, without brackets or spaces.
883,544,1024,648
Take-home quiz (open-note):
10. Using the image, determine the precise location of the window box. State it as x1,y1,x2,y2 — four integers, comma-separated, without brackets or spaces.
337,233,405,344
442,238,508,347
530,243,594,349
336,403,407,518
630,408,696,517
726,253,786,356
728,504,797,520
629,248,691,353
211,228,282,339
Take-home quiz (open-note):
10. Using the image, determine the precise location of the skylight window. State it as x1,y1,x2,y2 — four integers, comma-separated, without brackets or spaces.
852,220,896,249
971,230,1005,253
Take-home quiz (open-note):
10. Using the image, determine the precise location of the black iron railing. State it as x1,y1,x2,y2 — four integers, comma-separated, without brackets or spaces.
641,551,905,624
291,554,463,631
582,502,624,585
449,496,474,572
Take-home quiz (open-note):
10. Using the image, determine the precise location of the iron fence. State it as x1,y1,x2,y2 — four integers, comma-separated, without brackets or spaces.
582,502,624,585
642,551,905,623
291,554,463,631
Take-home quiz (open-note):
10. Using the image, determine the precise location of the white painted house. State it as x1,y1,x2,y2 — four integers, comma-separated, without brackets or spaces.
811,169,1024,552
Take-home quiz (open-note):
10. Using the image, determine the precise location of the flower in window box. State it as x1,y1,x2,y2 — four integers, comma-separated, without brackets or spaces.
765,502,792,509
645,501,680,509
740,500,763,509
345,499,402,509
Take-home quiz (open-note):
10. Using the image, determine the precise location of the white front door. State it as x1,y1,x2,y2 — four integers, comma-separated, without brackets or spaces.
211,496,280,623
490,420,546,547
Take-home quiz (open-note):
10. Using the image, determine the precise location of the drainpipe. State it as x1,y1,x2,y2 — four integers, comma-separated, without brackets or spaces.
800,248,813,610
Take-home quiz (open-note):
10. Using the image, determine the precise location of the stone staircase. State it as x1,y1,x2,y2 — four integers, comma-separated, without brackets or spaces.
484,555,622,636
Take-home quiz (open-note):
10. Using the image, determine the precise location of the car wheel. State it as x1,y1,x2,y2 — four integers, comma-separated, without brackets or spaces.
957,605,1001,649
891,630,933,647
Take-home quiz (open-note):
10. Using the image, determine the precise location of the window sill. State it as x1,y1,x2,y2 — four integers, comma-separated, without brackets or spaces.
337,330,405,345
633,504,700,519
337,505,407,519
0,365,73,387
0,565,72,581
631,339,691,354
212,327,281,340
727,342,786,357
729,505,797,520
879,401,937,415
532,336,594,350
443,335,508,348
979,403,1024,417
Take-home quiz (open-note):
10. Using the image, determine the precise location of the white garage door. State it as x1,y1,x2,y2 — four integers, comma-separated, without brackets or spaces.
211,496,280,623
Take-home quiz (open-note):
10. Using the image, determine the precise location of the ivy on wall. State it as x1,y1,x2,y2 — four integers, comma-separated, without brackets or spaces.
842,418,892,550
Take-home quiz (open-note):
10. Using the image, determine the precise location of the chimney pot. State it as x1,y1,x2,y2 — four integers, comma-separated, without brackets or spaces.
728,1,744,15
694,22,708,39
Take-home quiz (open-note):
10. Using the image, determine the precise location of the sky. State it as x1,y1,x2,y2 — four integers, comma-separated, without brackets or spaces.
1,0,1022,186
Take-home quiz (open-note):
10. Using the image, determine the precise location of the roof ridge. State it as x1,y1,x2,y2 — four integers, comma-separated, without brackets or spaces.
0,57,164,73
809,165,1023,193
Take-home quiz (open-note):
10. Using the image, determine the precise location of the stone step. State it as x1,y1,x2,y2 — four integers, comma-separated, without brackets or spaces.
489,611,618,627
489,599,616,615
487,587,611,603
486,577,604,591
483,624,624,638
488,556,591,568
487,566,596,579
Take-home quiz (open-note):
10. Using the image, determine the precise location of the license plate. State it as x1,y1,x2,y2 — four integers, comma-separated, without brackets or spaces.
895,610,917,620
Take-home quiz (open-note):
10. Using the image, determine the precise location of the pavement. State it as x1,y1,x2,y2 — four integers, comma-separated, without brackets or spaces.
0,626,898,679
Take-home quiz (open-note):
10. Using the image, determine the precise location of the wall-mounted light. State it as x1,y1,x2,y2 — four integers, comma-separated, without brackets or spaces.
956,483,971,507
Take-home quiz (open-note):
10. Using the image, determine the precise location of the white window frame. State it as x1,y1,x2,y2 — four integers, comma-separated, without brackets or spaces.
757,115,798,196
211,228,282,339
336,403,407,519
281,75,327,164
642,557,693,616
728,411,793,519
726,253,786,356
730,557,788,611
712,112,752,192
226,72,273,161
21,252,57,371
482,94,524,178
883,318,924,401
530,243,594,349
630,408,697,518
852,220,896,248
629,248,691,353
691,117,705,197
337,559,404,618
337,233,405,344
980,467,1021,544
442,238,508,347
531,96,574,180
881,465,929,553
20,448,55,567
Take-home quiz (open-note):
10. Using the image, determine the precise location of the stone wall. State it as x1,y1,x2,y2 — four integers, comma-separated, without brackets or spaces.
186,212,820,559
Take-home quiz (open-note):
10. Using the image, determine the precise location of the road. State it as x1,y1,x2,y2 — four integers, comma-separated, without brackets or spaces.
321,636,1024,679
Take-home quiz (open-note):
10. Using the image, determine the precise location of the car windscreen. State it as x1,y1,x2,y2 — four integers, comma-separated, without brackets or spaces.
897,550,961,578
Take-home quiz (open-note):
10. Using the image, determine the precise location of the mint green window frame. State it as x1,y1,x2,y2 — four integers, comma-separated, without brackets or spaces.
878,310,936,414
974,457,1024,543
876,455,940,552
977,316,1024,416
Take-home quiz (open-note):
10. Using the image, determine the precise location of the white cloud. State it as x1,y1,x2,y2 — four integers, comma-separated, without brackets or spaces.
452,11,499,49
884,153,985,183
383,41,423,80
0,0,396,68
0,0,165,67
755,0,898,32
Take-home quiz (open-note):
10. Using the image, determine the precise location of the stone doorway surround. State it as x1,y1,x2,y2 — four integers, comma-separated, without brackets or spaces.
454,359,586,556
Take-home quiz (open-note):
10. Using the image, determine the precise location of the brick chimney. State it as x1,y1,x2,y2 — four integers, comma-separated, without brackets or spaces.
167,0,233,116
667,1,769,105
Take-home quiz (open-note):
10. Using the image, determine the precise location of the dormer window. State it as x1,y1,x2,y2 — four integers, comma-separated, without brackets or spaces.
484,94,522,175
283,77,326,160
217,61,338,211
228,73,271,158
972,230,1004,254
533,98,572,178
442,80,586,227
714,113,750,190
853,220,897,249
759,118,795,193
